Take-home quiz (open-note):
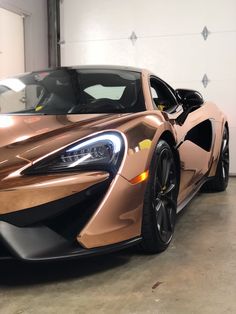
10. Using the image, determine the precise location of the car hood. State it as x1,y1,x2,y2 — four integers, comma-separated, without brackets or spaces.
0,113,133,175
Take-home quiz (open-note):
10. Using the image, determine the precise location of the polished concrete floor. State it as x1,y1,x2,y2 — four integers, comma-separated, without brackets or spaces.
0,178,236,314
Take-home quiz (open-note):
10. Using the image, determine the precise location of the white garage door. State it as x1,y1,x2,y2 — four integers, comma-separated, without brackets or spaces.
60,0,236,174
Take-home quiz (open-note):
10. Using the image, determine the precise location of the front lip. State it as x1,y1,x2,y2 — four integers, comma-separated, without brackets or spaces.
0,220,142,262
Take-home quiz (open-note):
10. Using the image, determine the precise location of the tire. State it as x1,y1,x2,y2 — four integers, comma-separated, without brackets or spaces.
202,126,229,192
140,140,178,253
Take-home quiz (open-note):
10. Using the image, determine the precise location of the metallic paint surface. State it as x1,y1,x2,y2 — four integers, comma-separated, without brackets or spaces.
0,66,227,251
78,174,146,248
0,172,109,214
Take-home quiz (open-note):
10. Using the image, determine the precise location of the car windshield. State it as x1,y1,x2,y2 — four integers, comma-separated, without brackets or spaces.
0,68,145,115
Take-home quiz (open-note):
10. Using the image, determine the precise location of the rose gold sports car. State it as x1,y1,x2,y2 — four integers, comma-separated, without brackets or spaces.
0,66,229,261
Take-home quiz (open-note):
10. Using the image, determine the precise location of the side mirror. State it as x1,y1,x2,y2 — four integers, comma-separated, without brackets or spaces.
175,89,204,109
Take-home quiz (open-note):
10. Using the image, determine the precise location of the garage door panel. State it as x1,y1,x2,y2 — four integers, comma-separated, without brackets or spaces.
135,36,205,82
61,0,236,43
60,0,205,43
137,0,236,35
202,80,236,127
205,33,236,80
133,0,206,36
60,0,135,42
204,0,236,31
61,40,135,66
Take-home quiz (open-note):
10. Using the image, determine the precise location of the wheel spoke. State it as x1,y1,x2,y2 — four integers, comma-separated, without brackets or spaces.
222,157,229,165
153,174,162,196
222,164,226,179
154,198,162,213
156,202,164,226
162,183,175,195
223,145,228,154
156,192,176,241
162,194,176,209
159,204,168,233
165,206,174,232
222,129,229,154
161,155,171,187
222,139,228,153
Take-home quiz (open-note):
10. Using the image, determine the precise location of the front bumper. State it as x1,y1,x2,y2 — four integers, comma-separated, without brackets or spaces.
0,221,141,261
0,172,147,261
0,177,112,260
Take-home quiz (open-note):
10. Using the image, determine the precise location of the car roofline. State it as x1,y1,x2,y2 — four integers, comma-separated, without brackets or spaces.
5,65,151,80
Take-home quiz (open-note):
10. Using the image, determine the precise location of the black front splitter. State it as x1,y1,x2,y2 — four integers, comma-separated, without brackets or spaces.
0,221,141,262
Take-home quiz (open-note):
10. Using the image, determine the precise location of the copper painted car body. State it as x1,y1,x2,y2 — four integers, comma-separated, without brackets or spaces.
0,66,228,261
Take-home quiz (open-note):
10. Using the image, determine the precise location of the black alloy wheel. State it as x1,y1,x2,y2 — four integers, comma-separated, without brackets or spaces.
140,140,178,253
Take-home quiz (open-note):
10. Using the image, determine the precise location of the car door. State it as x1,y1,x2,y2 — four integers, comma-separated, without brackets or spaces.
174,104,214,205
150,77,214,205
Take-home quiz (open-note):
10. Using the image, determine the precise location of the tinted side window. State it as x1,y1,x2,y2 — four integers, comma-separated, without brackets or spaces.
150,78,178,113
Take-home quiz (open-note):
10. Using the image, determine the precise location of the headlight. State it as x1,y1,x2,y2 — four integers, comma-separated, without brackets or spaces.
24,132,125,175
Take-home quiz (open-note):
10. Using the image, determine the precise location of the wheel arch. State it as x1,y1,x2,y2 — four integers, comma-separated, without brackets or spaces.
225,121,229,133
159,130,181,196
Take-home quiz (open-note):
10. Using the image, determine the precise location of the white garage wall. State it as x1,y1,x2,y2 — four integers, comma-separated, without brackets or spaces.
0,0,48,73
0,7,25,78
60,0,236,174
